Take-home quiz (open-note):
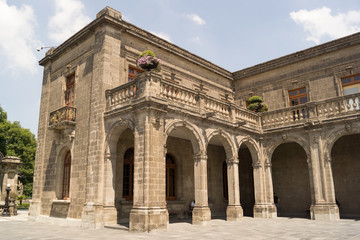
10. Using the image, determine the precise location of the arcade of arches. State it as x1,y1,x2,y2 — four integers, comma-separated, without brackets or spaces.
105,118,360,229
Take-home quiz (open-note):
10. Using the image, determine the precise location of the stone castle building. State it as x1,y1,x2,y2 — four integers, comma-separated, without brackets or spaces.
29,7,360,232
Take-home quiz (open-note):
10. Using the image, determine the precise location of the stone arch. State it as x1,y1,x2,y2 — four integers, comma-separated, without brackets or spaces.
164,119,206,155
270,134,312,218
323,125,360,162
266,134,310,166
326,124,360,218
206,128,237,160
236,136,261,165
104,118,135,157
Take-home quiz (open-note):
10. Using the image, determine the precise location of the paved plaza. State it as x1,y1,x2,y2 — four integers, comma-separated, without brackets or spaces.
0,210,359,240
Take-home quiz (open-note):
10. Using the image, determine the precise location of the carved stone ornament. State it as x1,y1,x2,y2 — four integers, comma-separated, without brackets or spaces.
282,134,287,141
54,128,75,144
345,124,351,132
226,157,239,165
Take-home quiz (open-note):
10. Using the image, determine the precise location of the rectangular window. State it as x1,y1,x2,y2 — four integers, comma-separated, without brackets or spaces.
128,66,143,82
65,74,75,106
289,87,309,120
342,73,360,95
289,87,307,106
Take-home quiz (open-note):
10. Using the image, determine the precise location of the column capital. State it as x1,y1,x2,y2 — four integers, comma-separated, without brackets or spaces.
226,157,239,165
264,159,271,168
193,152,207,162
253,160,263,169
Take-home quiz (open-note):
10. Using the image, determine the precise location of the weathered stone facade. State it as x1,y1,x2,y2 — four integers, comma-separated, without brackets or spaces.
30,7,360,232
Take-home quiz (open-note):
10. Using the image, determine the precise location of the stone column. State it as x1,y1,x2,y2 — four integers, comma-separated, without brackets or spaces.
129,108,168,232
253,158,277,218
308,132,339,220
226,157,243,221
192,152,211,225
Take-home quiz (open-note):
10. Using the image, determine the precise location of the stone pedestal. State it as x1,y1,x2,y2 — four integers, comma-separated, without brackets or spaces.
310,204,339,220
28,200,41,220
81,202,104,228
129,207,168,232
192,206,211,225
253,204,277,218
102,206,118,225
226,205,243,221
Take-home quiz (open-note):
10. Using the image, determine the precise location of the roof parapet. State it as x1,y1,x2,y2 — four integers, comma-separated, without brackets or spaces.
96,6,122,20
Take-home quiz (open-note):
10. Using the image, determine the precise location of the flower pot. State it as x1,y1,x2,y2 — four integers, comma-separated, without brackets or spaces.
140,62,159,71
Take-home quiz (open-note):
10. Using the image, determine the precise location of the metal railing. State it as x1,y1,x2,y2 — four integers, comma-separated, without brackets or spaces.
49,106,76,127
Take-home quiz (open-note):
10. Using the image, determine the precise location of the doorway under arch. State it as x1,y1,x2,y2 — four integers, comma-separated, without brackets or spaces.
238,145,255,217
271,142,311,218
331,134,360,218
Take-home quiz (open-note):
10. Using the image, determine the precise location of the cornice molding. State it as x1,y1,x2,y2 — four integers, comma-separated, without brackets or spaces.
233,32,360,80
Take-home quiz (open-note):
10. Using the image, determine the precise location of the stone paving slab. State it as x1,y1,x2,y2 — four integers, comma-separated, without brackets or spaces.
0,211,359,240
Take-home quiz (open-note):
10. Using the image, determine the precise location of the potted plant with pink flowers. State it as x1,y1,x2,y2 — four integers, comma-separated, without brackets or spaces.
136,50,161,72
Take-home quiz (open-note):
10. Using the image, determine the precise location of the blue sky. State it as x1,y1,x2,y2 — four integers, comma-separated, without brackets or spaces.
1,0,360,135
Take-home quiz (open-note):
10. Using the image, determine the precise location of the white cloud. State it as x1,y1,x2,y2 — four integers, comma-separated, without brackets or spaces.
0,0,39,74
48,0,91,43
290,7,360,44
151,31,171,42
187,14,206,25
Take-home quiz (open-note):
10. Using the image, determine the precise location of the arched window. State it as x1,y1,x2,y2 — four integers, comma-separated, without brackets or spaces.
123,148,134,200
223,161,228,200
62,151,71,199
166,154,176,200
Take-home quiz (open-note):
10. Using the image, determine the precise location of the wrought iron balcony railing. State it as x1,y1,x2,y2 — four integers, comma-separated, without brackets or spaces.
49,106,76,128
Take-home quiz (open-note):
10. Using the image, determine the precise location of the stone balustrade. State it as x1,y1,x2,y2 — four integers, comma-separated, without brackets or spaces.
105,77,360,130
160,80,198,107
204,97,230,117
234,107,260,127
261,92,360,129
106,81,137,107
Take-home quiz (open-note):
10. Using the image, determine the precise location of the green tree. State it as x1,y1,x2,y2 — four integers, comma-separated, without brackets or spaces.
0,105,36,197
247,96,268,113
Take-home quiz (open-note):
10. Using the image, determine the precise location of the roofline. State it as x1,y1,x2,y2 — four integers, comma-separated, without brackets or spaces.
233,32,360,79
39,7,233,80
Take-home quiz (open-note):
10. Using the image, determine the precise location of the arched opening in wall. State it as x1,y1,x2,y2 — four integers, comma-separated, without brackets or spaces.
62,151,71,200
114,128,134,224
271,142,311,218
166,126,195,222
207,135,228,219
331,134,360,219
238,144,255,217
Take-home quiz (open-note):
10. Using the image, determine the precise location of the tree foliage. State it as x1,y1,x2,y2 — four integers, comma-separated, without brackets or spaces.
247,96,268,113
0,105,36,197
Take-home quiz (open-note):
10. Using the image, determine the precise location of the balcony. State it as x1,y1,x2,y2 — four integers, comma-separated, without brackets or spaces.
49,106,76,130
261,92,360,131
105,73,261,130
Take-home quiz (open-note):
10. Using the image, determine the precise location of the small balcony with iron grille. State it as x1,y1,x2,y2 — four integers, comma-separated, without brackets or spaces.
49,106,76,130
